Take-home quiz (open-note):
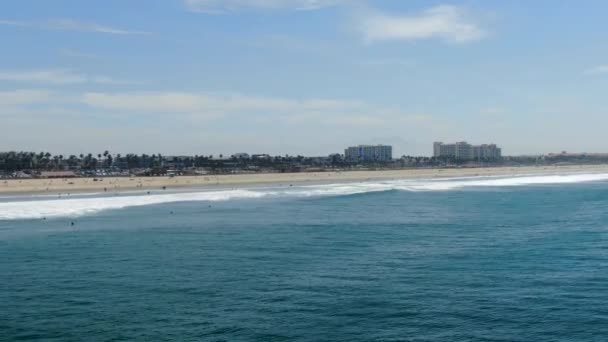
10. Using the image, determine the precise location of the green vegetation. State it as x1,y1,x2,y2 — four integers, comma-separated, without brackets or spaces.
1,150,606,178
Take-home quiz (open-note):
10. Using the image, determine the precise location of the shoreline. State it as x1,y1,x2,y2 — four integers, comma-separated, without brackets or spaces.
2,164,608,195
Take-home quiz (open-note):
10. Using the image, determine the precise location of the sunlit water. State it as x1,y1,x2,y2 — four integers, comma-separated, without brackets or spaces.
2,174,608,341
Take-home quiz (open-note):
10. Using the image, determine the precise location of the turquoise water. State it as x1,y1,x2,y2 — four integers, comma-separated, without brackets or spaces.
2,175,608,341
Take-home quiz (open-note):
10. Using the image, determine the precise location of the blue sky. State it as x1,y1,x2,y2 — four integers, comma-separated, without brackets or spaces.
1,0,608,156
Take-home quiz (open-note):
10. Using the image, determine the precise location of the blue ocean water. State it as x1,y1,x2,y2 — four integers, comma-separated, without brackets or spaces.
2,175,608,341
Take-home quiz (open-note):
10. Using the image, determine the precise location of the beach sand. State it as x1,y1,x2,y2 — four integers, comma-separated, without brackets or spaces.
2,164,608,195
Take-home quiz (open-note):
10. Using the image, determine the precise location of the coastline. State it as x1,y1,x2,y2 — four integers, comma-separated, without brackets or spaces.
2,164,608,195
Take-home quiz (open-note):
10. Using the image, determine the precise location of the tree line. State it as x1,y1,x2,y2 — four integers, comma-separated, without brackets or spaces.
0,151,345,173
0,151,165,172
3,150,563,175
0,151,438,173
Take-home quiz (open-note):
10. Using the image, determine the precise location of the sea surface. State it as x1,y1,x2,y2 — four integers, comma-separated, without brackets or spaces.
2,173,608,341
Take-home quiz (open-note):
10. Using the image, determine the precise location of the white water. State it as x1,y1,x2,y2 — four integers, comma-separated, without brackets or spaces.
0,190,265,220
1,173,608,220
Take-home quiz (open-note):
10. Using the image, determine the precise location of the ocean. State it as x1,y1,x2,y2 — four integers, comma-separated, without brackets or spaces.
2,173,608,341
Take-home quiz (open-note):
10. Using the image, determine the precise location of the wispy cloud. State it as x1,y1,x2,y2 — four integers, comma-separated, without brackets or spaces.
356,58,415,67
0,69,85,85
0,69,139,85
1,88,434,134
584,65,608,75
59,49,100,59
80,91,433,129
479,107,504,117
2,88,436,155
81,91,362,114
0,19,149,35
279,111,384,126
355,5,486,44
0,89,53,107
184,0,344,13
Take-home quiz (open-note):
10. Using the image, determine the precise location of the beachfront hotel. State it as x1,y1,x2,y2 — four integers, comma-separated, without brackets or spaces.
344,145,393,162
433,142,502,160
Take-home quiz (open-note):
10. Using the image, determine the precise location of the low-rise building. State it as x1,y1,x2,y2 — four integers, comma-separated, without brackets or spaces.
232,153,250,159
39,171,77,178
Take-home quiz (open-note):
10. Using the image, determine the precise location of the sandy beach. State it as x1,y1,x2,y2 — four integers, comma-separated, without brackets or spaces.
2,164,608,195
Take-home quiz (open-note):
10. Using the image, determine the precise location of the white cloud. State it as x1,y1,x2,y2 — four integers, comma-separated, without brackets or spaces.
0,69,85,85
88,76,142,86
81,91,362,114
0,90,52,107
2,89,437,155
59,49,100,59
184,0,344,13
357,58,414,67
0,69,139,85
0,20,29,27
79,92,434,131
1,88,433,133
584,65,608,75
356,5,486,44
322,114,386,126
80,91,434,129
479,107,504,116
0,19,149,35
0,89,375,121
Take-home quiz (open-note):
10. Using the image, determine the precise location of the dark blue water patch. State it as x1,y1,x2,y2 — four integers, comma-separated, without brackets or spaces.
2,183,608,341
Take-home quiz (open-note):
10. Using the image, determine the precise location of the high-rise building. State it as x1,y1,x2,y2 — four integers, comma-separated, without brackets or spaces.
433,142,501,160
345,145,392,162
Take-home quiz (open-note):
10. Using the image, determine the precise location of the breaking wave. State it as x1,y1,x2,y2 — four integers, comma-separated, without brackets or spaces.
0,190,265,220
1,173,608,220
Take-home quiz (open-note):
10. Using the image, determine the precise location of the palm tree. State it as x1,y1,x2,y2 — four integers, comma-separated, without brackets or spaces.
86,153,93,170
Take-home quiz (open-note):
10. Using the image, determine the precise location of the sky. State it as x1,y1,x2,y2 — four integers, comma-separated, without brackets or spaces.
1,0,608,157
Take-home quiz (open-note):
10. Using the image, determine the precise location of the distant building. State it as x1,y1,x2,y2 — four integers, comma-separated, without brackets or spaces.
251,154,271,160
433,142,501,160
344,145,392,162
39,171,77,178
13,171,33,178
232,153,250,159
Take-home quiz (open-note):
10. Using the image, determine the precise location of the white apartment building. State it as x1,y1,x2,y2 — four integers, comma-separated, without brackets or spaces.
433,142,502,160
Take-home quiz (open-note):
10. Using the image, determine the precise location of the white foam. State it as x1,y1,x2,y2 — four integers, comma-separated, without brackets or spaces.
1,173,608,220
277,173,608,195
0,189,265,220
402,173,608,191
